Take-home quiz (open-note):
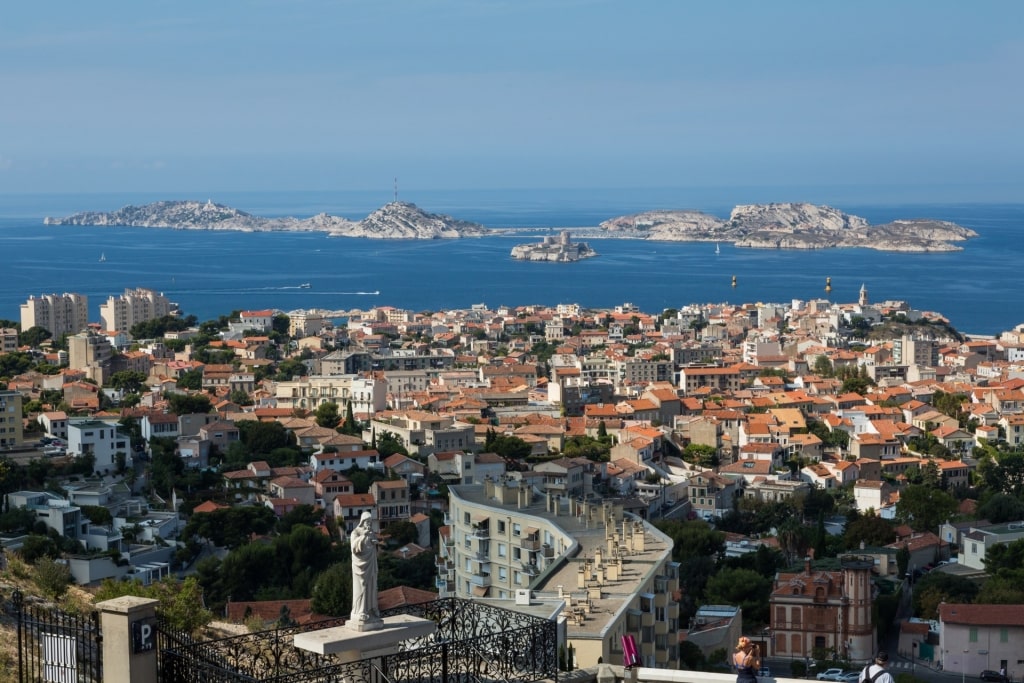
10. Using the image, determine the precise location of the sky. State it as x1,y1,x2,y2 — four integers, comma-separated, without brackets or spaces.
1,1,1023,197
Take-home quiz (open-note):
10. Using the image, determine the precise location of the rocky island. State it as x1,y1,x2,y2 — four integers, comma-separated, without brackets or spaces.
46,199,978,251
510,230,597,262
44,200,492,240
599,202,978,252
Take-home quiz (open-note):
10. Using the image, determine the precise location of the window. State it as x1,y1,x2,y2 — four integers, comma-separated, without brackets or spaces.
497,543,506,558
512,523,521,537
498,520,506,534
498,567,507,581
464,512,471,524
513,548,521,561
1000,627,1008,643
969,627,978,643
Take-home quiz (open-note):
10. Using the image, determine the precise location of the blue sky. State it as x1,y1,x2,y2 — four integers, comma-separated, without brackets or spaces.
1,1,1022,196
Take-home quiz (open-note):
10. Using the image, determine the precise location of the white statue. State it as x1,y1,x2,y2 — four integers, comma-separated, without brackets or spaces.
349,511,382,631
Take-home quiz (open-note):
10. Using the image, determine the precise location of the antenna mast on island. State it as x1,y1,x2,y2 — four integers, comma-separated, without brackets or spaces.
394,177,398,203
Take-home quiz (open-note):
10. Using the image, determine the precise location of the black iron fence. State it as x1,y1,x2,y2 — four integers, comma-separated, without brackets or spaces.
5,589,103,683
158,598,558,683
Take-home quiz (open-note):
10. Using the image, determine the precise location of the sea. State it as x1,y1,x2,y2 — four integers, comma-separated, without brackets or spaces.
1,189,1022,336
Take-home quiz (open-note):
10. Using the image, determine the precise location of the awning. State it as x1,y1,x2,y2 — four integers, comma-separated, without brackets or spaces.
471,585,490,597
525,526,539,535
471,516,489,525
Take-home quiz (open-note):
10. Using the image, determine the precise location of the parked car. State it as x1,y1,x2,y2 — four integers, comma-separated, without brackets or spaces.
980,671,1007,683
817,669,846,681
840,672,861,682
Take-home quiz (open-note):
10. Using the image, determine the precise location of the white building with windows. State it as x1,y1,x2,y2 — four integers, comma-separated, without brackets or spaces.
67,419,131,472
442,477,680,669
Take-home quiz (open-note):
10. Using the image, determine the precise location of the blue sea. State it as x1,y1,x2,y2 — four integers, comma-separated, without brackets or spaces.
1,189,1022,335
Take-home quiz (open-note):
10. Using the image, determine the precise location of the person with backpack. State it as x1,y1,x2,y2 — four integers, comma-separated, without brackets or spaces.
734,637,761,683
859,651,894,683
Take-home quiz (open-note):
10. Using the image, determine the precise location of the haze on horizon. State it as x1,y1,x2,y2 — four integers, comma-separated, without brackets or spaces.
2,1,1022,201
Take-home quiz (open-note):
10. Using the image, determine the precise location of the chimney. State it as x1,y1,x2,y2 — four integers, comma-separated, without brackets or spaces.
484,476,495,500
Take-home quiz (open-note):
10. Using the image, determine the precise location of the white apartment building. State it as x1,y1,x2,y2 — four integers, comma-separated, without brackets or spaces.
444,479,681,669
100,288,172,334
67,419,131,472
20,292,89,338
274,374,387,414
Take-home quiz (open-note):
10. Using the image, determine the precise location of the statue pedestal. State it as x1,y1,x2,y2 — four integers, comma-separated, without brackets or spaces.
293,614,437,662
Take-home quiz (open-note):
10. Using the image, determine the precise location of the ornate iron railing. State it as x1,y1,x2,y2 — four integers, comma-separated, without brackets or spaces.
158,598,557,683
5,589,103,683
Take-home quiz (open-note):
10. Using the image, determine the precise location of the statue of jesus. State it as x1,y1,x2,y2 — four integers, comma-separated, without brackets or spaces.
349,511,382,631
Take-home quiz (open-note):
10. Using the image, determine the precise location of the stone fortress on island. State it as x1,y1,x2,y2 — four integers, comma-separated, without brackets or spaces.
510,230,598,262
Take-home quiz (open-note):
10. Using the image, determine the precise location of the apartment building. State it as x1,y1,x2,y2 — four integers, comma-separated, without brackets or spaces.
0,390,24,449
367,411,475,456
274,374,387,415
20,292,89,338
769,555,876,663
444,479,681,668
100,288,172,334
0,327,18,353
68,331,114,384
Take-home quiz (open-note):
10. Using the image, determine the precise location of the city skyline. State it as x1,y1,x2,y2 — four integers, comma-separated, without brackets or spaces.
2,1,1023,199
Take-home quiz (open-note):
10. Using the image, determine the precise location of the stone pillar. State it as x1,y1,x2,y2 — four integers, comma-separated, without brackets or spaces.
96,596,160,683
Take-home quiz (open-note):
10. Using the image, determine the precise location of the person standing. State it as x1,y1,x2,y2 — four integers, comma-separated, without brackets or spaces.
859,651,895,683
734,636,761,683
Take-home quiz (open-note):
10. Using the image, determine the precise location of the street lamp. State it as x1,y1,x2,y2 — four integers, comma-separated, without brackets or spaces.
964,649,969,683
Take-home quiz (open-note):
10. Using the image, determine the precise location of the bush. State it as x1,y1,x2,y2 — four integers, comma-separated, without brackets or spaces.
35,556,72,599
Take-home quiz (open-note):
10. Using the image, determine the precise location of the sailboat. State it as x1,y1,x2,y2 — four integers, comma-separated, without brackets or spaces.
99,252,106,263
715,243,720,255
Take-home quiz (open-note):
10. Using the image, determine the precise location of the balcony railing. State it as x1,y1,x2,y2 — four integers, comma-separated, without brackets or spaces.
469,525,490,539
521,537,541,551
469,572,491,587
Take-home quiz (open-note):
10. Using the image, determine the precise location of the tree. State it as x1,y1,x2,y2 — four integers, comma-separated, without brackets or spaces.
166,392,213,415
229,389,254,406
911,572,979,619
177,369,203,390
109,370,148,394
383,520,419,545
312,561,351,617
683,443,718,468
489,434,533,460
843,513,896,549
703,567,772,625
19,326,52,348
95,576,213,634
895,485,957,532
237,420,294,456
315,402,341,429
339,401,360,436
35,556,72,599
813,355,835,377
977,493,1024,524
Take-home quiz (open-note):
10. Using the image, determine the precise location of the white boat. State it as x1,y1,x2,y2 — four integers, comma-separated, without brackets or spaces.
299,283,311,289
99,252,106,262
715,243,720,255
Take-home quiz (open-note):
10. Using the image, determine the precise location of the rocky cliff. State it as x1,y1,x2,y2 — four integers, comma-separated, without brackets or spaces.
340,202,490,239
44,200,490,239
599,202,977,252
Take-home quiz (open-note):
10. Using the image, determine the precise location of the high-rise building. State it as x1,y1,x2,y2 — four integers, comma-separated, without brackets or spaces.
100,288,172,334
443,479,681,669
68,331,113,384
0,390,24,449
20,293,89,338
